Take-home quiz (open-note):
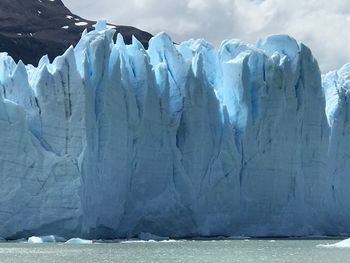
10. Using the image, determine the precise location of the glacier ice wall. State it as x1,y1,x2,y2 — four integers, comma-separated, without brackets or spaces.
0,21,346,238
322,64,350,234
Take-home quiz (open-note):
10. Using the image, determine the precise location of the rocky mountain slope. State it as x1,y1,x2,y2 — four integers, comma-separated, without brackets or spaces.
0,0,152,65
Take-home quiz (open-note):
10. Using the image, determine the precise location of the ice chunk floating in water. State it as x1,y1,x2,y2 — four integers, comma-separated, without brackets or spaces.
65,238,93,244
27,237,43,244
28,236,66,243
0,20,348,239
317,239,350,248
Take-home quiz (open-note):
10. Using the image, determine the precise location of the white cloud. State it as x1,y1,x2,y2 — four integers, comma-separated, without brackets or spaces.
63,0,350,72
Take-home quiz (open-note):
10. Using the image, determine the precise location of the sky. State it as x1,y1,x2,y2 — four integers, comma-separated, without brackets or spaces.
63,0,350,72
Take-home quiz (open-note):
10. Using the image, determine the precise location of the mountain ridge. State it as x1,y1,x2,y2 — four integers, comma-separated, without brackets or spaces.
0,0,152,65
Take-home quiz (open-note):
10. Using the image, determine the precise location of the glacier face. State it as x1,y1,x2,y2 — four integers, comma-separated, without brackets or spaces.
0,21,347,239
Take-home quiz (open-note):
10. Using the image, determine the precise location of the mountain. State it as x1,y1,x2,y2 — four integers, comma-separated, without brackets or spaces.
0,21,348,239
0,0,152,65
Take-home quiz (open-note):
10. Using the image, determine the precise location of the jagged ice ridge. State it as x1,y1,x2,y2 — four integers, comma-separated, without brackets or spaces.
0,20,347,239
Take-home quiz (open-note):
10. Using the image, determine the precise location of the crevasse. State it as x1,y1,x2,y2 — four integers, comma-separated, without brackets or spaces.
0,21,347,239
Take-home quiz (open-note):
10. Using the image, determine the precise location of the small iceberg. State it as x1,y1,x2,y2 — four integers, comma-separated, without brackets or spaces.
28,236,43,244
28,235,66,243
317,238,350,248
65,238,93,244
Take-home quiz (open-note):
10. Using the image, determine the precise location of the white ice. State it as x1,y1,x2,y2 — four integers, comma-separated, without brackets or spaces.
28,236,66,243
317,239,350,248
65,238,93,244
0,20,348,239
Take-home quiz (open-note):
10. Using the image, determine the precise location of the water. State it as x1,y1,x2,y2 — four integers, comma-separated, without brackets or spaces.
0,240,349,263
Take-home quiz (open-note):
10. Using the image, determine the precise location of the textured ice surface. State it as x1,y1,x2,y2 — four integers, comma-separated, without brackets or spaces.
0,21,347,239
322,64,350,234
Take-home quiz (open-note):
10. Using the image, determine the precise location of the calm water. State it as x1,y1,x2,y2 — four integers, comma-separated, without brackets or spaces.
0,240,349,263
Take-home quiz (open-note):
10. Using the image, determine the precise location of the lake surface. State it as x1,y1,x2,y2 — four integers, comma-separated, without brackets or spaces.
0,239,349,262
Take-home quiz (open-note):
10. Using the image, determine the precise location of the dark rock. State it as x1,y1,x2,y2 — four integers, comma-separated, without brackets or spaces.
0,0,153,65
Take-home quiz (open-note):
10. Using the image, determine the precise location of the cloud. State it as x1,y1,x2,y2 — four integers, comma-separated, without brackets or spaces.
63,0,350,72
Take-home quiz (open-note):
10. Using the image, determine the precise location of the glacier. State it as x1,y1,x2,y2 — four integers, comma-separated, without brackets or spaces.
0,20,348,239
